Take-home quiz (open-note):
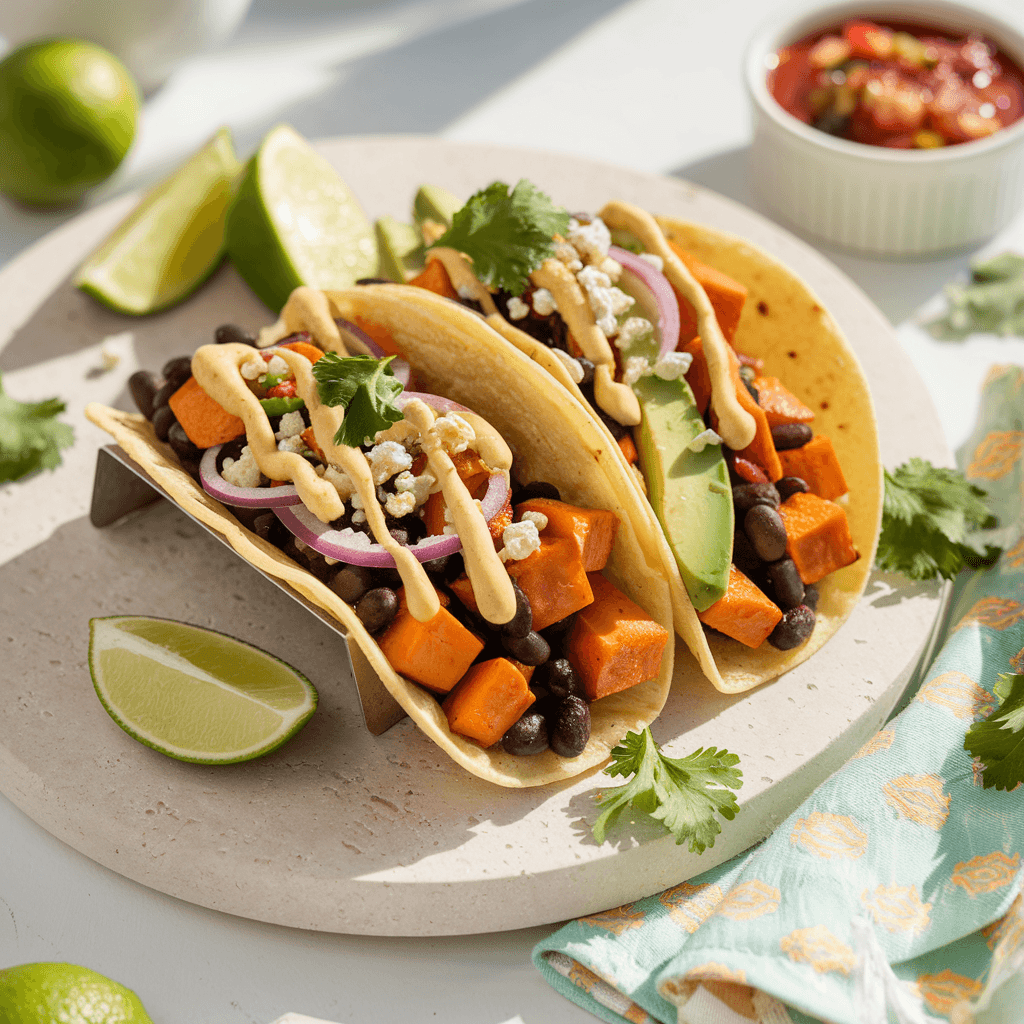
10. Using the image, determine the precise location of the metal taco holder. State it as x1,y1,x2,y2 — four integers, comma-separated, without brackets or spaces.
88,443,408,736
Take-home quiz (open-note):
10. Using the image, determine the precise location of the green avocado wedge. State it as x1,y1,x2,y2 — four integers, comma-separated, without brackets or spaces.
413,183,462,229
376,215,425,282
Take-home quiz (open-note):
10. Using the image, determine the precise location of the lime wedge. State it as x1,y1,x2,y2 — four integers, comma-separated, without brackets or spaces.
74,127,241,314
88,616,317,764
225,123,378,312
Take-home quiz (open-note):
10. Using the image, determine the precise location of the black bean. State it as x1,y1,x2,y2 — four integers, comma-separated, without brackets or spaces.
576,357,595,385
152,405,176,441
732,529,763,580
738,364,757,387
422,554,454,579
251,512,284,544
501,630,550,666
161,356,193,389
772,423,813,450
744,380,760,404
128,370,159,419
355,277,394,285
304,554,336,583
732,482,780,515
536,658,586,702
167,421,203,463
803,583,819,612
540,612,577,648
768,605,816,650
152,379,179,411
766,558,805,610
744,504,787,562
330,565,375,604
215,323,257,346
356,588,398,634
501,711,549,756
371,565,403,590
515,481,560,504
549,696,591,758
230,506,261,531
500,581,532,640
776,476,810,501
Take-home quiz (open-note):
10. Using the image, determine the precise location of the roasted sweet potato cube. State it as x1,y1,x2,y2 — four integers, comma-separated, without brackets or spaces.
680,336,711,416
167,376,245,449
514,498,620,572
697,565,782,649
442,658,535,747
505,536,593,631
753,376,815,429
668,241,748,346
567,573,669,700
713,347,782,482
777,435,848,500
778,492,858,584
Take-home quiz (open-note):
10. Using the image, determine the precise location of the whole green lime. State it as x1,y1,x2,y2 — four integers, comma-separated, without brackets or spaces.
0,39,140,207
0,962,153,1023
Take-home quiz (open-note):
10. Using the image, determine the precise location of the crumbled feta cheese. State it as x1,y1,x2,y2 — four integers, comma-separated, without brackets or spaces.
266,354,290,377
506,296,530,320
599,257,622,282
351,510,367,524
457,284,478,301
689,428,723,453
336,527,371,549
367,440,413,484
532,288,557,316
550,348,585,384
614,317,654,351
442,503,457,536
221,446,261,488
520,510,548,532
576,264,634,336
277,435,307,454
324,465,354,499
638,252,664,272
276,410,305,439
100,343,120,370
622,356,651,387
433,413,475,455
553,238,583,272
653,351,693,381
567,216,612,264
240,356,265,381
500,519,541,562
394,469,435,506
350,489,364,510
385,490,417,518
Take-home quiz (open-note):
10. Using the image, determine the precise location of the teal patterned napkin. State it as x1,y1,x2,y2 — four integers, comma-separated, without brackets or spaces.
534,365,1024,1024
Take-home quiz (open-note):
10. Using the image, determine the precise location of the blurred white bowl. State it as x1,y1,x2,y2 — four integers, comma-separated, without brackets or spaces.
0,0,254,92
745,0,1024,257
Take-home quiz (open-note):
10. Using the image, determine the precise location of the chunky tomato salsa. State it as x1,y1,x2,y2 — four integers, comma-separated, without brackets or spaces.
768,19,1024,148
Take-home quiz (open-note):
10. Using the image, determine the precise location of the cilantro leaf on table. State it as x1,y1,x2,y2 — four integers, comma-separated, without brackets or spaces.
593,727,742,853
930,251,1024,339
964,673,1024,791
312,353,404,448
0,373,74,483
875,458,1001,581
430,179,570,295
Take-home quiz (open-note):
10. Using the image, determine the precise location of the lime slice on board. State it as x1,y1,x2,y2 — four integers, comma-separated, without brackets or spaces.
73,127,240,315
225,123,379,312
0,962,153,1024
88,616,317,764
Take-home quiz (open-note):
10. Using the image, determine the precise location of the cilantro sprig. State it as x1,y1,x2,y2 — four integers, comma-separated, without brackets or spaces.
311,352,404,448
930,251,1024,339
430,179,569,296
964,673,1024,791
593,727,742,853
875,458,1001,581
0,373,74,483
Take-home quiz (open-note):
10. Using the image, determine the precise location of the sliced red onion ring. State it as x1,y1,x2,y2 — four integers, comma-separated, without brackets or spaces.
200,444,302,508
332,317,411,388
610,245,680,361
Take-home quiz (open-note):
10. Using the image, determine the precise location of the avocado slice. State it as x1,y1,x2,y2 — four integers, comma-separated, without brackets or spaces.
375,215,424,282
413,184,462,230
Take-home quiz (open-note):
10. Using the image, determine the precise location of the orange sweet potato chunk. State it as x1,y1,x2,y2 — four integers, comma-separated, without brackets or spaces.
680,336,711,416
753,376,814,429
777,435,849,500
167,376,245,449
378,588,484,694
697,565,782,649
618,432,638,466
442,658,535,748
567,573,669,700
280,339,325,364
668,241,748,346
778,492,858,585
353,316,402,356
514,498,620,573
505,536,593,631
408,259,459,300
714,347,782,481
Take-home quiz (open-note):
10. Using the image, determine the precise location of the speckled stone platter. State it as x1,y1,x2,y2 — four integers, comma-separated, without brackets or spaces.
0,138,948,936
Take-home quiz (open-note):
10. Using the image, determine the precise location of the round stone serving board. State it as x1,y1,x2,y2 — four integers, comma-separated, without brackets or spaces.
0,138,948,936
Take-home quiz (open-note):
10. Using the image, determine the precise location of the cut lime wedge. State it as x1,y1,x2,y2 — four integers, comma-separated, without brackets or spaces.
74,127,241,315
226,123,378,312
88,616,317,764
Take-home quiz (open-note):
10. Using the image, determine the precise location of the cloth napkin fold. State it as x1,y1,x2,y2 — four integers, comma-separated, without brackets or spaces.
534,364,1024,1024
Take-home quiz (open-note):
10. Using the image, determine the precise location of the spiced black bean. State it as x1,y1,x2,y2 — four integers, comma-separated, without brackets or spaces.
576,357,595,385
501,629,550,666
536,658,585,701
515,481,560,504
152,379,179,411
356,588,399,634
766,557,805,610
330,565,375,604
772,423,813,450
128,370,159,419
501,710,549,756
776,476,810,501
732,482,780,514
161,356,193,389
540,612,577,646
152,405,176,441
738,364,757,387
500,581,533,640
251,512,284,544
768,604,816,650
214,323,257,346
803,583,820,612
167,421,203,463
732,529,763,580
549,696,591,758
744,504,787,562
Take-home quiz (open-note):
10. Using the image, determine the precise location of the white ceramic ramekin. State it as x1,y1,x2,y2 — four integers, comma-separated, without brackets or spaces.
746,0,1024,257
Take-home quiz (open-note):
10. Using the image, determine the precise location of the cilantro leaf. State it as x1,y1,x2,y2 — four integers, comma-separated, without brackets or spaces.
430,179,569,296
0,373,74,484
964,673,1024,791
593,727,742,853
875,458,1001,581
311,353,404,448
930,251,1024,339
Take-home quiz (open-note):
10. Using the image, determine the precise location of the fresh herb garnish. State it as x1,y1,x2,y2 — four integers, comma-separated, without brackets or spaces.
930,251,1024,339
311,352,404,448
875,458,1001,581
0,373,74,483
593,727,742,853
430,179,569,296
964,673,1024,791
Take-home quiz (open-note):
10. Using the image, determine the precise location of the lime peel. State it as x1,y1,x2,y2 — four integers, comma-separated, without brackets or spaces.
0,962,153,1024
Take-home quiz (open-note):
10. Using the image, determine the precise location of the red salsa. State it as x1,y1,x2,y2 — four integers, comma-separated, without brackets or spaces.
768,19,1024,148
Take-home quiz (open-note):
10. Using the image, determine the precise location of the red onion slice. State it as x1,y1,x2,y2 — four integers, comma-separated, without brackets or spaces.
200,444,302,508
610,245,680,361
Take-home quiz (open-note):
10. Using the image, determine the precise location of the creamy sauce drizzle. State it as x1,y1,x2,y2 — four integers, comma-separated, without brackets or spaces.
425,248,498,315
257,286,343,351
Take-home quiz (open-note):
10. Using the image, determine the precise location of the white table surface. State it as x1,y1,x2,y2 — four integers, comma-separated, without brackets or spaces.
2,1,1024,1021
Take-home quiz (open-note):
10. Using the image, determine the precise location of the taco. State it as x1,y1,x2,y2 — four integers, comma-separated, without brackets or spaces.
400,184,882,694
85,285,673,788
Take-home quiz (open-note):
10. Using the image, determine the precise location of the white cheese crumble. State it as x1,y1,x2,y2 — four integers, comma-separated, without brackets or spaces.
599,257,622,282
266,354,290,377
520,510,549,532
275,410,305,439
457,284,478,301
576,264,634,336
638,252,664,272
367,440,413,484
532,288,557,316
350,490,364,510
506,295,530,320
500,519,541,562
433,413,475,455
100,343,120,370
335,527,371,549
550,347,585,384
653,351,693,381
240,356,265,381
277,435,307,454
324,465,355,500
567,217,612,264
689,428,723,453
385,490,417,518
622,356,651,387
352,510,367,524
553,238,583,272
394,469,435,506
615,317,654,350
221,446,261,488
